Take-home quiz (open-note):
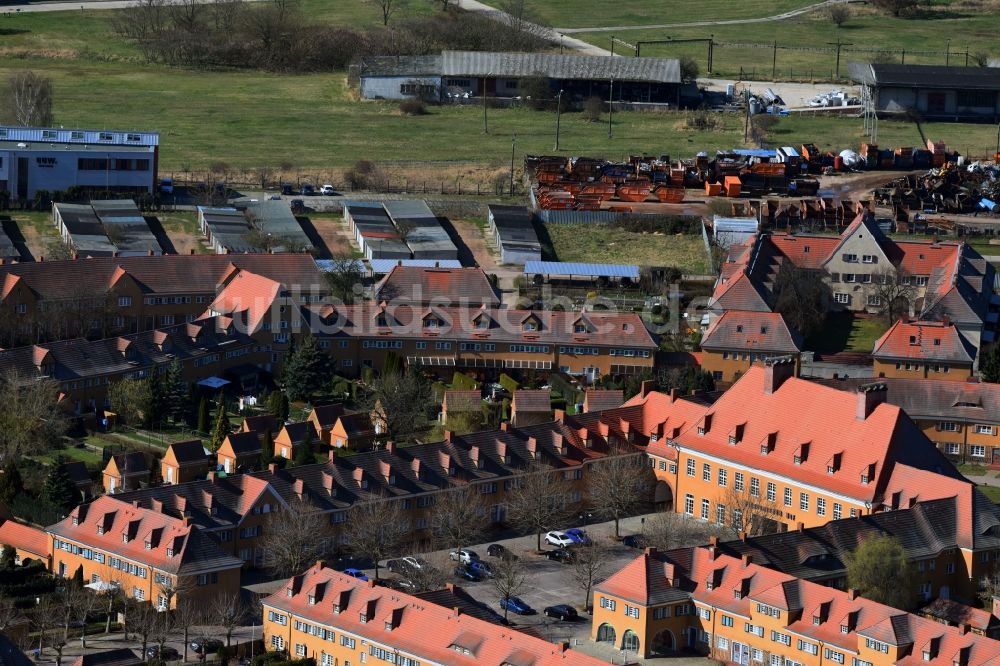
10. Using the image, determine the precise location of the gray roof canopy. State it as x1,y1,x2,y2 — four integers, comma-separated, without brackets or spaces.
441,51,680,83
849,61,1000,90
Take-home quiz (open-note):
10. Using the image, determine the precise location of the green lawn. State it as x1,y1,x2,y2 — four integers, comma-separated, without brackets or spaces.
31,443,104,466
515,0,815,29
977,484,1000,504
958,463,989,477
571,4,1000,82
540,223,709,272
806,311,889,354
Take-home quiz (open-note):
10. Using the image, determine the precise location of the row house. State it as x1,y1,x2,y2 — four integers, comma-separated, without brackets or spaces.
710,214,996,370
103,452,150,494
160,440,212,485
303,303,657,383
0,314,266,416
262,562,603,666
0,254,327,345
716,493,1000,605
41,495,242,608
592,545,1000,662
643,358,975,533
815,377,1000,467
700,310,803,384
582,389,624,413
872,319,976,381
373,264,501,307
511,389,553,427
218,431,265,474
112,405,657,564
0,520,49,566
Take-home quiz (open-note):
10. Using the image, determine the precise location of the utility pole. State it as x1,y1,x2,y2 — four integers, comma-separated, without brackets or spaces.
510,134,517,196
945,39,950,66
555,90,563,151
772,41,777,80
608,78,614,139
482,77,488,134
610,34,615,57
743,88,751,143
826,37,852,80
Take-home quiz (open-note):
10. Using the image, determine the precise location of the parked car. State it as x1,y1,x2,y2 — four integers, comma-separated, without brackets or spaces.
190,639,223,655
449,549,480,564
546,548,576,564
468,560,495,578
545,531,575,548
342,568,369,582
379,578,418,592
146,646,180,661
281,183,294,195
301,183,316,196
387,556,429,575
543,604,579,621
499,596,534,615
267,194,281,200
487,543,517,561
319,184,335,195
622,534,647,549
159,177,174,194
453,565,484,582
565,528,591,545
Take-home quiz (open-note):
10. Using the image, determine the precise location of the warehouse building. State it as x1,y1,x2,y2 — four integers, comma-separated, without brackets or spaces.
197,206,258,254
357,50,682,106
383,199,458,260
849,62,1000,120
0,126,158,201
343,202,411,260
52,203,116,257
487,204,541,265
91,199,161,256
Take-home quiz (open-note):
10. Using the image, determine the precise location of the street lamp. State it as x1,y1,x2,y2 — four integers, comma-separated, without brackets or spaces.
554,90,564,151
608,78,614,139
510,134,517,196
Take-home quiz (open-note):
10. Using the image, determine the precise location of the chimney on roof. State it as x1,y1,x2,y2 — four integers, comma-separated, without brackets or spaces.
943,314,951,326
182,516,191,526
739,531,747,542
71,252,78,260
379,460,391,482
151,499,162,514
526,436,538,460
445,582,455,593
847,589,858,600
552,433,565,455
316,561,324,570
268,463,279,474
293,478,305,499
207,471,217,482
856,382,887,420
444,430,453,443
669,388,679,402
322,470,334,496
469,446,481,468
500,422,509,432
644,547,657,556
742,553,752,565
709,536,719,547
147,249,153,257
553,409,565,423
797,522,804,532
386,441,396,454
453,606,461,616
763,356,796,394
410,457,421,476
640,379,656,398
328,450,337,462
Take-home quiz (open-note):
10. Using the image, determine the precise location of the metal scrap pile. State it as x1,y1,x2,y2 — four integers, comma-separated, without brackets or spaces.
874,162,1000,215
524,155,685,212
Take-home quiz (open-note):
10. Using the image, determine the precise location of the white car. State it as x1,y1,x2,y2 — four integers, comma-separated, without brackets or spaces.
319,184,335,195
449,549,480,564
545,531,575,548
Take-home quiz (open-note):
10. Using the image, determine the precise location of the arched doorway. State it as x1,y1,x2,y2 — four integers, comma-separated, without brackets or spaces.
596,623,617,644
651,629,675,655
622,630,640,653
654,480,673,509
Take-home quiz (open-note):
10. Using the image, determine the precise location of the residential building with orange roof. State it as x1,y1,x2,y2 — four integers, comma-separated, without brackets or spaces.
872,319,976,381
102,452,149,494
262,562,605,666
592,545,1000,661
274,422,316,461
583,389,624,413
46,495,242,608
217,431,264,474
657,359,971,532
919,599,1000,639
328,413,376,451
306,404,346,446
700,310,803,383
0,520,50,566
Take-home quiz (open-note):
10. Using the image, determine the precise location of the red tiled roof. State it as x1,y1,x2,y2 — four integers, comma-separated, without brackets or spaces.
310,404,346,429
0,520,48,557
583,389,624,413
701,310,803,353
872,319,976,364
512,389,551,414
206,270,282,334
264,564,604,666
920,598,996,632
673,366,965,503
769,234,841,269
623,390,710,461
375,266,500,306
895,241,960,276
443,390,482,413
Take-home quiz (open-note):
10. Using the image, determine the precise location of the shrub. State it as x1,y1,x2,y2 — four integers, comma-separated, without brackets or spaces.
679,56,700,82
451,372,479,391
399,100,427,116
684,108,719,131
498,373,519,395
581,96,603,122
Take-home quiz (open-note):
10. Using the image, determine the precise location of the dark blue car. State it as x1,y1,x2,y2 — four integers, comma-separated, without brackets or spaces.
565,528,592,545
500,596,534,615
342,568,369,582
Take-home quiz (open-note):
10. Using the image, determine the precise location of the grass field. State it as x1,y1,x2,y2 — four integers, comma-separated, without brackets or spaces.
807,311,889,353
540,224,709,272
519,0,816,29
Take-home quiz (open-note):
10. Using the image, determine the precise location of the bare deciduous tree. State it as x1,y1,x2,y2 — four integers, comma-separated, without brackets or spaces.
210,591,248,647
722,484,783,537
569,544,610,610
428,486,489,553
492,556,528,622
829,4,850,26
505,465,572,552
0,369,68,464
172,598,204,664
343,498,409,581
369,0,407,26
586,452,654,538
643,511,728,552
872,268,915,324
128,598,160,658
261,499,330,577
3,71,54,127
67,585,102,650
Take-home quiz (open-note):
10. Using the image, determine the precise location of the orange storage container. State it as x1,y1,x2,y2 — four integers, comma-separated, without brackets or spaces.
705,181,723,196
653,187,685,203
723,176,741,197
616,185,652,202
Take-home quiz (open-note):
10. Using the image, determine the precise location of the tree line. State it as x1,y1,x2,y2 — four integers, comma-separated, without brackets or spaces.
112,0,548,73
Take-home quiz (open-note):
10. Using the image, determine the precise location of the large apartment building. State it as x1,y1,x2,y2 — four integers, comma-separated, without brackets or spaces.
710,213,996,372
591,545,1000,661
0,254,327,344
42,495,242,608
262,562,604,666
643,359,975,533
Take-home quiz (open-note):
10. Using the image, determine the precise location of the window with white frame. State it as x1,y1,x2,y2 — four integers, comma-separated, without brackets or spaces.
599,597,616,611
835,293,851,304
702,463,711,482
784,487,792,507
718,469,728,487
799,492,809,511
686,459,695,477
865,638,889,654
684,494,694,515
976,425,995,435
766,482,776,502
817,497,827,516
701,498,710,520
734,472,744,491
944,442,960,455
825,649,845,664
833,503,842,520
938,421,959,432
971,445,986,458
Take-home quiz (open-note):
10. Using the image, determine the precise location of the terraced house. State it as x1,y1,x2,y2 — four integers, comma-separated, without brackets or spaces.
42,495,242,608
644,359,976,533
592,545,1000,661
263,562,604,666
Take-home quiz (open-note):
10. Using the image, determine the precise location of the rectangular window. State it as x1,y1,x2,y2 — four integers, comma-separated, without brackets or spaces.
701,498,710,520
784,487,792,507
817,497,827,516
718,469,728,487
750,477,760,497
684,494,694,516
835,293,851,304
971,445,987,458
800,492,809,511
833,503,842,520
766,482,776,502
825,649,845,664
974,425,993,435
702,463,711,481
938,421,959,432
721,615,734,627
686,459,695,477
734,472,744,492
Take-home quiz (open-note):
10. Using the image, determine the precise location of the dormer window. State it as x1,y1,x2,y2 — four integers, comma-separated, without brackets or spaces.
760,445,769,455
144,541,151,550
827,464,834,473
923,652,931,661
697,427,705,436
523,321,537,332
376,315,387,327
706,581,714,590
72,516,79,526
424,318,439,328
359,613,368,624
333,604,341,614
812,615,820,626
166,547,174,557
736,325,743,333
97,525,105,535
308,595,316,605
476,317,489,329
729,436,736,444
840,624,849,634
861,474,869,484
286,588,294,598
733,590,742,600
760,326,767,334
909,336,918,345
122,533,130,544
384,621,393,631
793,455,802,465
574,324,586,333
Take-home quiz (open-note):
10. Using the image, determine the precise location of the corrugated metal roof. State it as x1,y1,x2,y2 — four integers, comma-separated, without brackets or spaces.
854,62,1000,90
713,216,759,232
367,259,462,274
358,55,443,78
0,126,158,146
523,261,639,279
441,51,680,84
